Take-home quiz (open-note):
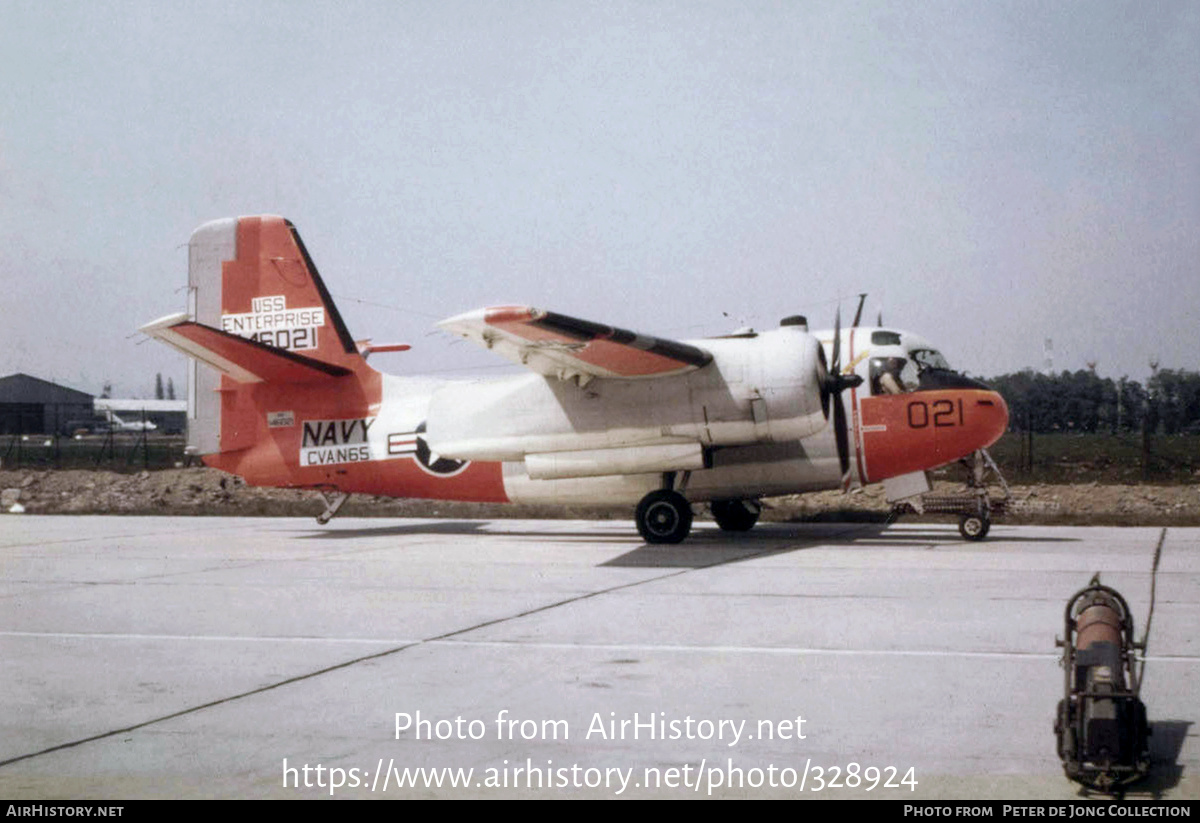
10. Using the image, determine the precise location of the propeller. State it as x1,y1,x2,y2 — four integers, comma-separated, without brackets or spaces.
821,307,864,488
851,293,867,328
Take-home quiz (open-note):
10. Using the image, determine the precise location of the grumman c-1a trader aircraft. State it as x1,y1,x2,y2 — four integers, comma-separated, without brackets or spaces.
142,216,1009,543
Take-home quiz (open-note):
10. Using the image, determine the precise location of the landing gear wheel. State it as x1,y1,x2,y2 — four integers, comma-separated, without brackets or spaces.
636,490,693,544
958,513,991,541
711,499,760,532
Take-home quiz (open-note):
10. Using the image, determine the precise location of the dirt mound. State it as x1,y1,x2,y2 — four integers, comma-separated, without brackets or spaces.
3,467,1199,526
767,480,1200,526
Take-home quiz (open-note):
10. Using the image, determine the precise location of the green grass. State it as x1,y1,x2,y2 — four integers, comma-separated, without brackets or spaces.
985,432,1200,484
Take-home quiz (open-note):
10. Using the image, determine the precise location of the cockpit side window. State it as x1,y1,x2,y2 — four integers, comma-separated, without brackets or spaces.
870,357,909,394
871,331,902,346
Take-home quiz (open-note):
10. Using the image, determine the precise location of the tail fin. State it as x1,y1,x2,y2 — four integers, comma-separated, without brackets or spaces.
143,215,371,457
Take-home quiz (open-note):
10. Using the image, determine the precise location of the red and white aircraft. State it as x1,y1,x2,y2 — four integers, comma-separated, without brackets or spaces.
142,216,1008,543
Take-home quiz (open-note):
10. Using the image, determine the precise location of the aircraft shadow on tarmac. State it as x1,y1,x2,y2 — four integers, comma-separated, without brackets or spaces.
290,519,1081,570
295,520,639,544
600,523,1078,568
293,521,493,539
294,518,1080,542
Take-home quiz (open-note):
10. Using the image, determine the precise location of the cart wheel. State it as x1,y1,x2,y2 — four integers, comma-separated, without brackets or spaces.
958,513,990,541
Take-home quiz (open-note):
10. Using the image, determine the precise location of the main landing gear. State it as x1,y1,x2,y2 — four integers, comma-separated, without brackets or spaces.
635,489,693,544
634,471,764,543
635,470,696,543
710,499,762,532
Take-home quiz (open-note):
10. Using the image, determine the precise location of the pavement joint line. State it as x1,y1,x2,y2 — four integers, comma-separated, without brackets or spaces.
0,638,426,770
4,631,1196,663
0,532,807,770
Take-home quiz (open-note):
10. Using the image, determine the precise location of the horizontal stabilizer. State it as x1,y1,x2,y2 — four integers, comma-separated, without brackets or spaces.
141,313,352,383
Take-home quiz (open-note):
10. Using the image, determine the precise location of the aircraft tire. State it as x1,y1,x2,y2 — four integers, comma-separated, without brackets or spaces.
958,513,990,541
636,490,693,544
711,499,760,532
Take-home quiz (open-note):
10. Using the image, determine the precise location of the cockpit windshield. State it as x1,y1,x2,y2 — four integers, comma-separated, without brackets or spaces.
909,348,951,372
869,344,974,395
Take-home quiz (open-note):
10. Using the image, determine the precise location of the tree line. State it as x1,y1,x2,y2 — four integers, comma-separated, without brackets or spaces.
985,368,1200,435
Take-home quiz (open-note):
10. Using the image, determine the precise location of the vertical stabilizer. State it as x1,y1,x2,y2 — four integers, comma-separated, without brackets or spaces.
182,215,367,456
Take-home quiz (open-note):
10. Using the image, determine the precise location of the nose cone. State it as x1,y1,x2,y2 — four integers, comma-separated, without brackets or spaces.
857,387,1010,483
972,389,1009,450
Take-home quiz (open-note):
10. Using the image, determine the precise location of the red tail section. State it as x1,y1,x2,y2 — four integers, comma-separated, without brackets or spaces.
143,215,508,502
144,216,380,478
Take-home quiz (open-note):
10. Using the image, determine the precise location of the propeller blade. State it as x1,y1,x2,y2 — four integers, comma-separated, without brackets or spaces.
824,306,863,395
830,307,842,377
817,341,831,420
833,387,850,483
852,293,867,328
821,304,863,489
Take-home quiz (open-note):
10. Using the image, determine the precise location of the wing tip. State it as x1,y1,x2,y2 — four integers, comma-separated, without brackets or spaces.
438,305,538,331
140,312,190,337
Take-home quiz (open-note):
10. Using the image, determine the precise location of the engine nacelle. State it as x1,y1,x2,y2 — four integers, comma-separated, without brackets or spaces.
425,327,829,474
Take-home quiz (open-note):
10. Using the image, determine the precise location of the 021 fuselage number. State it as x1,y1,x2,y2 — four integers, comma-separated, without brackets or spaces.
906,398,964,429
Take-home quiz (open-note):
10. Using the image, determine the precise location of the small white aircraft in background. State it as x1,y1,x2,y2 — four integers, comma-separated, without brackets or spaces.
102,410,157,432
142,216,1008,543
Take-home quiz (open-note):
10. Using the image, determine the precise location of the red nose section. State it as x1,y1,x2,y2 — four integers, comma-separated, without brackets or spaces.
857,389,1008,484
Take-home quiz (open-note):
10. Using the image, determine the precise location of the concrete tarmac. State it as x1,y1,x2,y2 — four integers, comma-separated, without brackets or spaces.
1,516,1196,799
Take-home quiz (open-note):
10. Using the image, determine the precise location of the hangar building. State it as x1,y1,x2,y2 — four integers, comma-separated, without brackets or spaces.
0,373,95,435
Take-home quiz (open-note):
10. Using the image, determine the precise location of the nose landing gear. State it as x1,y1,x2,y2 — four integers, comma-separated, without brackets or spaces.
958,511,991,541
891,449,1009,541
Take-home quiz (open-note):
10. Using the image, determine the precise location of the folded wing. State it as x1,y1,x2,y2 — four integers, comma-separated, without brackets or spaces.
438,306,712,385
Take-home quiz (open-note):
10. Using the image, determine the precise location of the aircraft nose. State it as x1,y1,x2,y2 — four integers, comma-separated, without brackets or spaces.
971,389,1009,449
856,386,1009,483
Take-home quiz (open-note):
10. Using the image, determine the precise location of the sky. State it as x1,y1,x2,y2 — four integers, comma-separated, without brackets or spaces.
1,1,1196,398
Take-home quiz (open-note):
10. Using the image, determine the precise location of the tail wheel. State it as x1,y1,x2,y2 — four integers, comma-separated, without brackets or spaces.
636,490,693,544
958,513,991,541
711,499,761,532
